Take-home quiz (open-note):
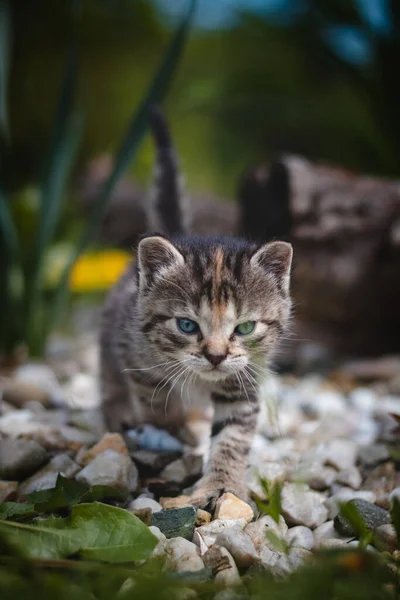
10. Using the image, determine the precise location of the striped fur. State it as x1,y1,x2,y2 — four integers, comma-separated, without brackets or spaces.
100,109,293,509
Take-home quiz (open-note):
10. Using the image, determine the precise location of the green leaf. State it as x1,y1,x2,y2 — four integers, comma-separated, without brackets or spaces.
338,502,373,549
390,497,400,547
0,502,157,562
265,530,290,553
0,503,36,520
51,0,196,327
255,478,283,524
0,0,11,141
27,474,127,513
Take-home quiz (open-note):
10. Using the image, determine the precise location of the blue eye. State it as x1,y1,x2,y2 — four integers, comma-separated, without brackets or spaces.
235,321,256,335
177,318,200,335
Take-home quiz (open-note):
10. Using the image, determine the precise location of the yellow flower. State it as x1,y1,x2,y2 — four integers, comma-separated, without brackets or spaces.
69,249,132,292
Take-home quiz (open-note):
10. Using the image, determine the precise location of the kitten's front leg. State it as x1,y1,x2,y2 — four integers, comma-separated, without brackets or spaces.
189,391,259,511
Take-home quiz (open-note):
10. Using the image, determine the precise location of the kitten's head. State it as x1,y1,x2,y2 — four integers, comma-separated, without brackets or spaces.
137,235,292,382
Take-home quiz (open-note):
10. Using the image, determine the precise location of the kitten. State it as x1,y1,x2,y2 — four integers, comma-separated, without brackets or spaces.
100,108,293,509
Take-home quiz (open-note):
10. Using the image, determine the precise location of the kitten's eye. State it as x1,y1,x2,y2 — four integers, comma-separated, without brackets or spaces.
177,318,200,335
235,321,256,336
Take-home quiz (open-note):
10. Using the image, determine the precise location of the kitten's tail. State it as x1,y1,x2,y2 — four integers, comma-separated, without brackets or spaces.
148,106,187,236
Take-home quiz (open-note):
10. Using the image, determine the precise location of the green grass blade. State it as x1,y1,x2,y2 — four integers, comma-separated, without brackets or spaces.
24,50,83,354
51,0,196,326
0,0,11,142
36,49,81,259
0,190,19,258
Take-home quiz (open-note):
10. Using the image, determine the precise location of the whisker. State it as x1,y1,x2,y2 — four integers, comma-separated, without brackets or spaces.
164,366,188,416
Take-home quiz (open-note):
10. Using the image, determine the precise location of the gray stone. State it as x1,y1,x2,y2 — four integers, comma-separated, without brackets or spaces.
334,499,391,536
76,449,138,493
13,363,64,406
166,537,204,573
323,439,358,471
313,520,352,548
151,506,197,540
245,515,288,549
335,467,362,490
195,518,248,547
325,488,377,519
204,545,241,586
357,444,390,467
18,454,79,497
215,524,259,569
161,458,188,482
281,483,328,528
373,524,398,552
130,449,181,472
129,496,162,513
149,525,168,557
125,424,183,452
286,526,314,550
3,382,52,409
259,545,311,578
0,437,48,480
289,462,336,491
319,538,348,549
63,373,100,410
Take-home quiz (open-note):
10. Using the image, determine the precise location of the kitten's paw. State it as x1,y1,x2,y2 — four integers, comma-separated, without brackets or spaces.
189,478,248,512
102,400,135,432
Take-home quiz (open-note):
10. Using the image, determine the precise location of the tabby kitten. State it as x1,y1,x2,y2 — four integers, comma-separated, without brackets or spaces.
100,108,293,509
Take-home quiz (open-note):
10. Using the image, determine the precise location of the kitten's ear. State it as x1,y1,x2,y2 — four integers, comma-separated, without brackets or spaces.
138,235,184,284
250,241,293,292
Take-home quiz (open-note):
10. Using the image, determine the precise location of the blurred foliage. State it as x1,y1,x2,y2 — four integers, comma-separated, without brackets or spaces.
1,0,399,199
0,0,195,358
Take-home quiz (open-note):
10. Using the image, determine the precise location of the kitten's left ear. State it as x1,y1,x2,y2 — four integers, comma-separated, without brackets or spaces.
250,241,293,292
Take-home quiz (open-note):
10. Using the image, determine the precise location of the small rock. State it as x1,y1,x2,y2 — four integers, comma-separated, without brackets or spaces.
334,499,391,536
390,487,400,504
357,444,390,467
14,363,64,405
362,462,400,501
151,506,197,540
76,449,138,493
196,509,212,527
286,526,314,550
193,529,210,555
129,496,162,513
319,538,349,549
204,545,241,586
160,495,192,510
0,480,18,502
325,488,377,519
281,483,328,529
214,493,254,523
289,462,336,491
3,382,52,409
131,449,181,472
161,459,188,482
335,467,362,490
247,463,287,497
259,545,311,578
166,537,204,573
349,388,377,415
132,508,152,525
78,433,128,465
0,437,49,481
63,373,100,409
125,424,183,452
215,524,258,570
245,515,288,549
313,520,352,548
18,453,79,497
149,525,168,557
323,439,358,471
374,524,398,552
195,519,248,547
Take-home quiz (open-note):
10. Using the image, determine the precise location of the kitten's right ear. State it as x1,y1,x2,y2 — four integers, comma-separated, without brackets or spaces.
138,235,184,285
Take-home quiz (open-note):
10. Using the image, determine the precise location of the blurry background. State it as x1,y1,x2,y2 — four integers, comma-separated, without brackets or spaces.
1,0,400,365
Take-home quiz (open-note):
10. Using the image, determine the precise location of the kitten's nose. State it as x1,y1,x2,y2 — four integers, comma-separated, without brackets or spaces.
204,350,226,367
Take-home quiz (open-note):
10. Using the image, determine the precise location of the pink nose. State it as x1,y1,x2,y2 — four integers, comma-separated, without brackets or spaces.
204,350,226,366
